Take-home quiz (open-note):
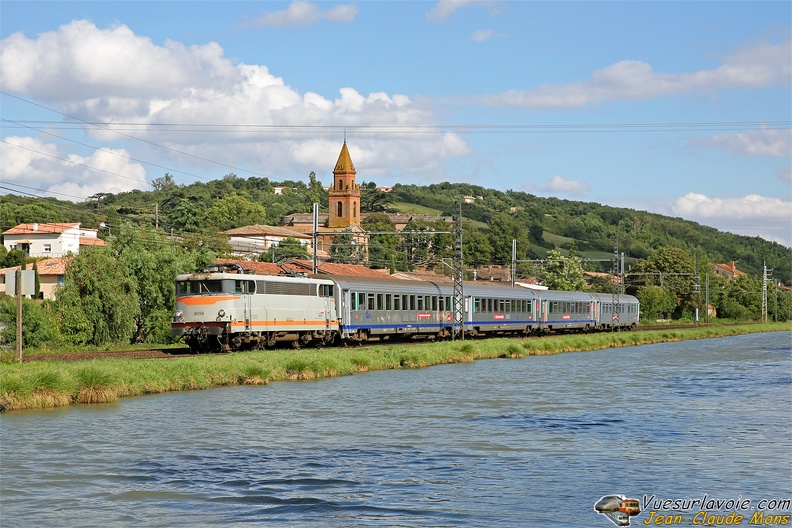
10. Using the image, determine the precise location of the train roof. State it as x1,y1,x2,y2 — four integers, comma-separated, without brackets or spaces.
326,275,540,299
175,270,335,284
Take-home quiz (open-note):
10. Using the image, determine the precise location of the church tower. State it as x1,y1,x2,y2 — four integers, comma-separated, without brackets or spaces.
328,140,361,228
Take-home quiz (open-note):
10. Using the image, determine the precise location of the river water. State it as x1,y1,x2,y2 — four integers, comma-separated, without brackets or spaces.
1,332,790,527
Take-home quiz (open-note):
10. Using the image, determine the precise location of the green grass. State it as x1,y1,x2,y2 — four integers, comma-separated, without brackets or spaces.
1,323,789,412
391,202,444,215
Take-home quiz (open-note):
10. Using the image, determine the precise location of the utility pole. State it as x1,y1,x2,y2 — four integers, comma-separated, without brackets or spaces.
705,273,710,324
312,203,319,275
453,200,464,340
611,234,619,330
511,239,517,287
694,254,700,326
762,261,772,323
16,270,22,363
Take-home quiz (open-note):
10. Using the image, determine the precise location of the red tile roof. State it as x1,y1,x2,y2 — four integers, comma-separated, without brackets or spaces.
3,223,80,235
225,224,311,239
215,259,284,276
80,237,106,246
287,260,391,277
0,257,70,276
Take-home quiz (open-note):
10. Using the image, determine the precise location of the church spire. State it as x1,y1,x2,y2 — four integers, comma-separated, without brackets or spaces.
334,139,356,174
328,139,360,228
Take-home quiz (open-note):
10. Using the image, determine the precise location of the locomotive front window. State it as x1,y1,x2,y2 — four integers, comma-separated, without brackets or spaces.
177,280,227,295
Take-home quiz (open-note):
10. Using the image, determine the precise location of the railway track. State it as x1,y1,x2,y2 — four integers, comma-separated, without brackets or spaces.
13,323,734,363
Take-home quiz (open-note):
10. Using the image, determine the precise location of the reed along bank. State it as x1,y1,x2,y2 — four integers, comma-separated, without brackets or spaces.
1,323,788,412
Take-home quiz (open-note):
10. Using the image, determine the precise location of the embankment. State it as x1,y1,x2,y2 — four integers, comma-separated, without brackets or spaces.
1,323,789,412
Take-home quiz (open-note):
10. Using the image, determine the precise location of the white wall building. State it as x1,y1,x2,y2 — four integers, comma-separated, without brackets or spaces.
2,223,83,258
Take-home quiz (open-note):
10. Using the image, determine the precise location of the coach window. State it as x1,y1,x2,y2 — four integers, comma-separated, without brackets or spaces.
409,295,416,311
438,296,445,311
393,295,401,311
385,294,392,310
473,298,480,313
377,294,384,311
357,292,366,310
368,294,376,311
417,296,424,311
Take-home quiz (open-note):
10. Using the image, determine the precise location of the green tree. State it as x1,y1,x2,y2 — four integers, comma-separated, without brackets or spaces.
636,285,677,320
542,249,586,291
151,173,179,192
205,193,267,231
362,213,400,269
3,249,27,269
360,185,395,213
259,237,310,262
464,228,494,267
330,229,356,262
487,213,530,264
631,247,696,314
716,274,762,321
54,246,140,346
0,296,61,348
304,171,328,210
113,224,214,343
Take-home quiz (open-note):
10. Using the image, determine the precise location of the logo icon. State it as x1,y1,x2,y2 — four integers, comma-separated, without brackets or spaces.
594,495,641,526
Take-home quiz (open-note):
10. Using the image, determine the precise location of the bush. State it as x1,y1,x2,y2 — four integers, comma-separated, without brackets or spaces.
0,296,62,349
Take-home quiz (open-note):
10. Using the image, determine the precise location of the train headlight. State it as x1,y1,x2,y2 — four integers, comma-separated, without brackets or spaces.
216,309,226,321
174,310,184,323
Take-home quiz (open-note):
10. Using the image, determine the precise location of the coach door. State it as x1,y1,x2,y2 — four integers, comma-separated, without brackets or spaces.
238,279,252,331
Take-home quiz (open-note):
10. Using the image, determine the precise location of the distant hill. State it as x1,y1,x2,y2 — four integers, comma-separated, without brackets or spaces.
2,176,789,284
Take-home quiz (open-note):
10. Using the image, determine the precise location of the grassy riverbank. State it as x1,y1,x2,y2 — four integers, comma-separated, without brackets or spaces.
1,323,789,412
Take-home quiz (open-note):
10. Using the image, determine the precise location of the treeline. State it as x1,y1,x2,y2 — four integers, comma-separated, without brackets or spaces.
2,175,788,283
1,223,791,352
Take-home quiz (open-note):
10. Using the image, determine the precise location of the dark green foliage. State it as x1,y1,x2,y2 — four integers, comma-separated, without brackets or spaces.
636,285,677,320
361,213,401,269
0,296,61,348
542,250,586,291
330,229,357,262
258,237,310,262
54,246,140,346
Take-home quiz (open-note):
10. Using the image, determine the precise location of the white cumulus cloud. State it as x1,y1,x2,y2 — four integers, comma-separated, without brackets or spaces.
699,128,792,157
249,0,358,28
671,192,792,246
0,20,467,188
1,136,148,200
477,38,791,108
544,175,591,194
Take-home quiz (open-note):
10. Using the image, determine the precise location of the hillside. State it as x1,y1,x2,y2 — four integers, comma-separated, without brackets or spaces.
2,176,790,284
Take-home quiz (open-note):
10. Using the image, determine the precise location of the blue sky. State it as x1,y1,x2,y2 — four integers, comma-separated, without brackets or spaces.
1,1,790,245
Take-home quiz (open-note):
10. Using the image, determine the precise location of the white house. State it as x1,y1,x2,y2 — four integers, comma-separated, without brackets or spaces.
224,224,312,257
2,223,105,258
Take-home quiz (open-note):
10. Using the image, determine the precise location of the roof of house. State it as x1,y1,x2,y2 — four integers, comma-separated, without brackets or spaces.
225,224,311,239
80,237,106,246
0,257,70,276
3,222,80,236
713,261,745,276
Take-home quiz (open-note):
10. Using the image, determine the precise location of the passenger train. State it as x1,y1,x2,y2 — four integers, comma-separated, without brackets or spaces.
172,264,639,353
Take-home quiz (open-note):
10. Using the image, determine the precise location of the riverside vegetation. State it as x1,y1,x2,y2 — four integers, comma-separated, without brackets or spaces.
1,323,788,412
